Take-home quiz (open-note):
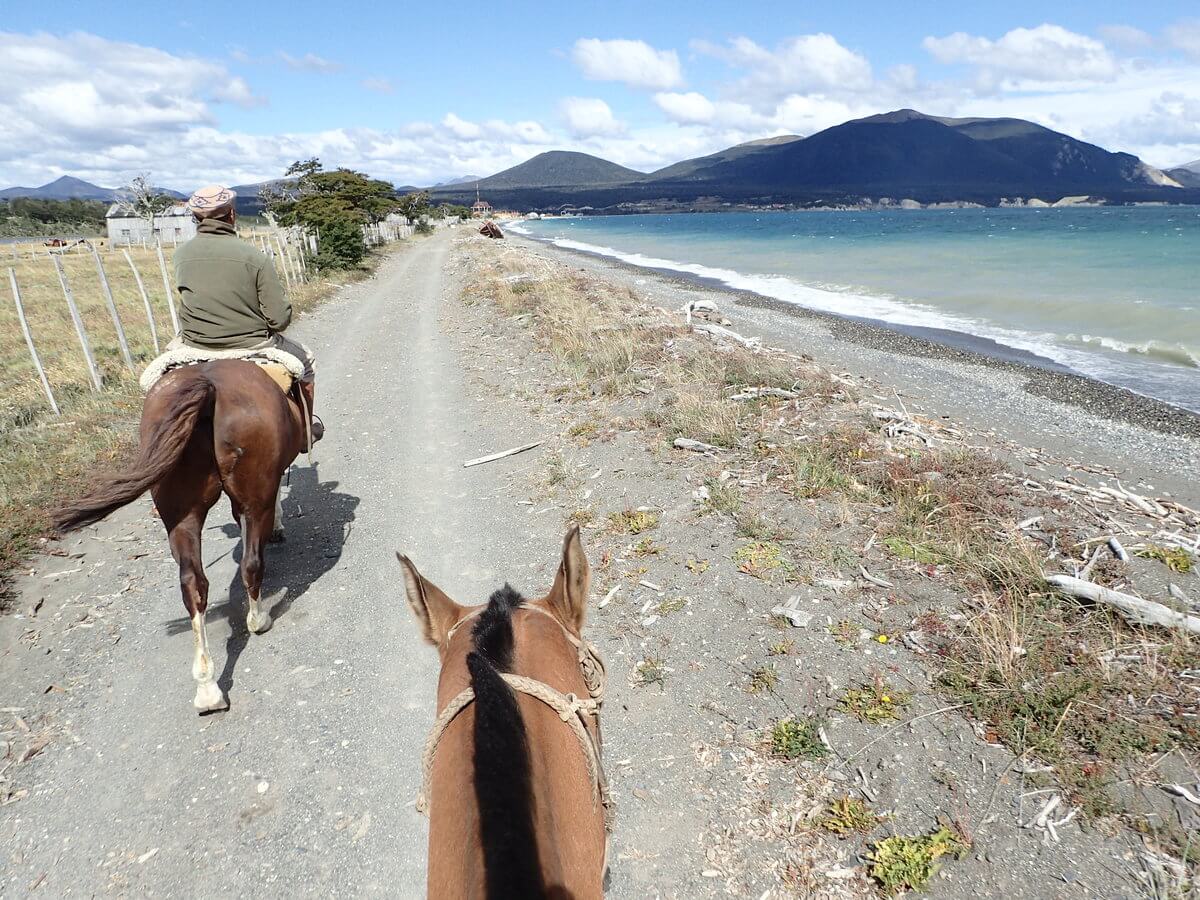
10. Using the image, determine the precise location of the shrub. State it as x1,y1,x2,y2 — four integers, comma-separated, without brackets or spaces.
313,216,365,270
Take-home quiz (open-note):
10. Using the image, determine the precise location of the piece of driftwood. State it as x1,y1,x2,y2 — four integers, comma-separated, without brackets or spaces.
155,244,180,336
730,387,799,401
122,248,160,354
462,440,542,468
859,565,893,589
91,249,133,372
8,268,59,413
673,437,722,453
52,255,103,391
1045,574,1200,634
1107,537,1130,562
692,321,760,347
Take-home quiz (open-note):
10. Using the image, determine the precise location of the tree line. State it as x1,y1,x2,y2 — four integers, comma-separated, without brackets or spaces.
0,198,108,236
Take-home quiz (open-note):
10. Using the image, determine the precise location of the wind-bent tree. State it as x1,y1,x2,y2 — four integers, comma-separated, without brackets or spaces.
117,174,175,241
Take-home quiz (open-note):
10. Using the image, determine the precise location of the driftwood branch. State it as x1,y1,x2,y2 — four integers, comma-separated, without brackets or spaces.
462,440,542,468
1045,574,1200,634
730,387,799,401
693,321,760,348
673,437,722,453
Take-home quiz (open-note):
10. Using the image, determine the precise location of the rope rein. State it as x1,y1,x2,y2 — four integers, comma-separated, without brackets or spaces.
416,606,610,823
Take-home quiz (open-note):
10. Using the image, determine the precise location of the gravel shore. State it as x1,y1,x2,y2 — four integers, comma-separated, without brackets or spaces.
512,232,1200,504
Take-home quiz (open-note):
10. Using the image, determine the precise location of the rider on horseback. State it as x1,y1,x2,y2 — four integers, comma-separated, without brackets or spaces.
172,184,323,441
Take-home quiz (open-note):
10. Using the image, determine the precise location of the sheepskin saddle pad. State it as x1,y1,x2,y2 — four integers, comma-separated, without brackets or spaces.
139,345,305,394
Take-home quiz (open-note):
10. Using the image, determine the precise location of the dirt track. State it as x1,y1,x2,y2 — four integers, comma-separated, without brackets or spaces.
0,231,580,895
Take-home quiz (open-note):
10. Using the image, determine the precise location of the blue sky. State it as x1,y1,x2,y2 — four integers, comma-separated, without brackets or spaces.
2,1,1199,188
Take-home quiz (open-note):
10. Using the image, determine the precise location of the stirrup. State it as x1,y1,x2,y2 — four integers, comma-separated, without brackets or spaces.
310,414,325,443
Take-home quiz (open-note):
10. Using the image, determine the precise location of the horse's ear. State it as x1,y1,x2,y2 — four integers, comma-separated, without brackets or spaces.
396,553,465,646
547,526,590,634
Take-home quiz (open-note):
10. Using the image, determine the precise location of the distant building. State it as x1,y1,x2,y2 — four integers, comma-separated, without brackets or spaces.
471,198,493,218
105,202,196,246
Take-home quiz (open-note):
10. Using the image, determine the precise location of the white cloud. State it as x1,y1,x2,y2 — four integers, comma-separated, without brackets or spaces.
441,112,483,139
1097,25,1154,50
572,38,683,90
694,34,873,100
653,91,716,124
362,76,394,94
277,51,341,73
561,97,624,136
1166,20,1200,58
923,24,1117,83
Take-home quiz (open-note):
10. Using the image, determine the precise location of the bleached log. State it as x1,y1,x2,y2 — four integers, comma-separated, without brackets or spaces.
462,440,543,468
1107,537,1129,562
730,387,799,401
673,437,721,453
693,321,760,348
1045,574,1200,634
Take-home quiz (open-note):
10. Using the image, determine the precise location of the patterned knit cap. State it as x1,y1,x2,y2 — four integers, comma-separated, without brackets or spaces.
187,184,237,216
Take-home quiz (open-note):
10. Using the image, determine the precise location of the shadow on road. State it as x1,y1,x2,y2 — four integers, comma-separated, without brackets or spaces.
162,463,359,703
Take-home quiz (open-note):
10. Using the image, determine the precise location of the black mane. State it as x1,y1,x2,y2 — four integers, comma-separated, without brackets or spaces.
467,585,546,899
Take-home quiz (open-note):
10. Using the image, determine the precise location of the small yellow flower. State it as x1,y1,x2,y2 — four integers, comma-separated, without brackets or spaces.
876,634,889,643
881,695,892,704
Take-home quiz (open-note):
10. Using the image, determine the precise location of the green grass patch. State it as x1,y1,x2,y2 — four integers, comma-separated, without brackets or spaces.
839,681,910,724
609,509,659,535
770,716,828,760
867,826,971,896
820,796,883,836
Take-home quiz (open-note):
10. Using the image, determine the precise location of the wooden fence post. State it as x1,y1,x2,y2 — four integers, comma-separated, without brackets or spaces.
91,248,134,372
51,255,103,391
155,244,180,336
8,268,60,414
122,248,160,354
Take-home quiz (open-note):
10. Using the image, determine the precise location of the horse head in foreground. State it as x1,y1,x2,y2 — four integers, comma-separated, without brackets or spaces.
53,358,309,712
398,526,609,900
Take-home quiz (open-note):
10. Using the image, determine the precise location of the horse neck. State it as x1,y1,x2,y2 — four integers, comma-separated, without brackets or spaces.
429,614,605,899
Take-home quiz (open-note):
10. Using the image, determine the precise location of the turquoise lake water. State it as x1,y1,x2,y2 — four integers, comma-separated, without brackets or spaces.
515,208,1199,413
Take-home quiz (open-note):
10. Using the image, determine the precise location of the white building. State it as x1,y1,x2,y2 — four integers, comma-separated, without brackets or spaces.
105,203,197,246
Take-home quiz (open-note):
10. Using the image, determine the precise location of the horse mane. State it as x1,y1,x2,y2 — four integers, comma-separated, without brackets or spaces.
466,585,547,900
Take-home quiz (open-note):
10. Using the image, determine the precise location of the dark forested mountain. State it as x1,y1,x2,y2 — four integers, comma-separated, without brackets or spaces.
430,109,1190,210
0,176,117,201
457,151,646,190
648,134,803,181
0,175,187,201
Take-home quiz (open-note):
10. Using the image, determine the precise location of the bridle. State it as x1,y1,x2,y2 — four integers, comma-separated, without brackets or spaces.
417,603,611,827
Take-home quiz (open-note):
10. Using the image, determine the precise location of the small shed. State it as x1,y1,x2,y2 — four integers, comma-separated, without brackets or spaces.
105,203,197,246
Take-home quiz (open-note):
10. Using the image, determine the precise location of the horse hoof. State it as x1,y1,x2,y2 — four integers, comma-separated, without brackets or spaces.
269,528,286,544
193,682,228,714
247,612,273,634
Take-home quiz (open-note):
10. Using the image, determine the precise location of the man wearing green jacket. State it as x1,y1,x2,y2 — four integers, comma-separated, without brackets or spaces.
172,184,322,441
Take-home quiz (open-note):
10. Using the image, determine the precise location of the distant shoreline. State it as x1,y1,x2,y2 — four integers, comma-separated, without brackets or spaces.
510,229,1200,441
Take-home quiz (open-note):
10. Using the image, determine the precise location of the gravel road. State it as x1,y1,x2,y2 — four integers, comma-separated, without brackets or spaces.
1,230,567,896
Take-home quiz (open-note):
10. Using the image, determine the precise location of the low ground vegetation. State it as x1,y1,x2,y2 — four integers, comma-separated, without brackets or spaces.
465,238,1200,893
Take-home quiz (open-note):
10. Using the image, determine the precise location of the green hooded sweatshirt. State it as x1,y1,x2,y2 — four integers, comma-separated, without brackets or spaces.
173,218,291,349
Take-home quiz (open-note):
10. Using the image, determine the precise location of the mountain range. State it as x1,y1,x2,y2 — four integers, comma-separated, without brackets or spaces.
6,110,1198,211
431,109,1196,210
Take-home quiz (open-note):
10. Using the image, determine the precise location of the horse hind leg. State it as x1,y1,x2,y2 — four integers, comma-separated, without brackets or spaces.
269,479,286,543
242,507,274,634
167,512,227,713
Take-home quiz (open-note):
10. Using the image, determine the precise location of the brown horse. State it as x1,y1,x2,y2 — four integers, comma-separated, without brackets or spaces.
398,526,609,900
54,360,306,712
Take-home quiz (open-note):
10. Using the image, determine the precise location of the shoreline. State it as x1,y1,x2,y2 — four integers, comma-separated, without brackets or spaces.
511,231,1199,503
511,230,1200,438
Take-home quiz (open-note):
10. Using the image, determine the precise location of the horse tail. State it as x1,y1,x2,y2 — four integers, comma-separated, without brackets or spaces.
467,586,546,899
53,370,215,533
